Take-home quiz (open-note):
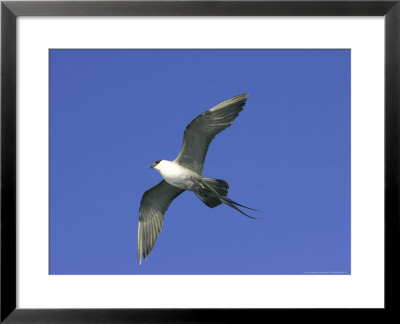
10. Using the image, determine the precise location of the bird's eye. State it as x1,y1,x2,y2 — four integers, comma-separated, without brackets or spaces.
155,160,161,164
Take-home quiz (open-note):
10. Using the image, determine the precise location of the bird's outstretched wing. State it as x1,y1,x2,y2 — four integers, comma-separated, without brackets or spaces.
174,94,248,174
138,180,184,264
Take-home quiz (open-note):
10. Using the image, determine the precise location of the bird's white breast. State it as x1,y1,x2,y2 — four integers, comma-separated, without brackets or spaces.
156,160,198,190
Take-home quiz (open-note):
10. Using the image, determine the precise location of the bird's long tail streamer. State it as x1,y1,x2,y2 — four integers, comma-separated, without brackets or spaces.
201,180,262,219
220,197,262,220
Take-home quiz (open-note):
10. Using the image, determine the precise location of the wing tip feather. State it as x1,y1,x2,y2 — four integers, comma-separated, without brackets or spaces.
209,93,249,112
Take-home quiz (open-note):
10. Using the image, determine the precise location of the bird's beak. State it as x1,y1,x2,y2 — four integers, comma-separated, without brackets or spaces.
149,163,155,169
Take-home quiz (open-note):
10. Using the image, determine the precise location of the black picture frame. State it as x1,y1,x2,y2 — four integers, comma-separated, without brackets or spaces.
1,0,399,322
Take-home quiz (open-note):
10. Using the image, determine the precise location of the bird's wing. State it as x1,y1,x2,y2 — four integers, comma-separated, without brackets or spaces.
174,94,248,174
138,180,184,264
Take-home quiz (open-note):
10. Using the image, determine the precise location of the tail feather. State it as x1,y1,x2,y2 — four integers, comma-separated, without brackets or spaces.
195,191,222,208
198,177,261,219
222,197,262,213
202,178,229,196
220,197,261,220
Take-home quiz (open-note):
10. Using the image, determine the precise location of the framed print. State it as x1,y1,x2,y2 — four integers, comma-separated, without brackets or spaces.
47,48,351,275
1,0,399,322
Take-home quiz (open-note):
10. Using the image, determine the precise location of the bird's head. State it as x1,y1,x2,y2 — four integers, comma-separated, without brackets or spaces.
149,160,162,170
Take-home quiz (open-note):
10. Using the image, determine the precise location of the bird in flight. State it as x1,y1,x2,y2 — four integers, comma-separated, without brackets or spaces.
138,93,258,264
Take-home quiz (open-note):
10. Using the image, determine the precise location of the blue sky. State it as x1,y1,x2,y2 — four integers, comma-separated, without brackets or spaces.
49,49,350,274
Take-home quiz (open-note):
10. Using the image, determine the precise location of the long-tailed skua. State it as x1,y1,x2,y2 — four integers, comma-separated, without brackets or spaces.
138,94,259,264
